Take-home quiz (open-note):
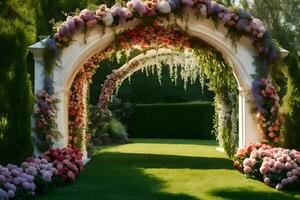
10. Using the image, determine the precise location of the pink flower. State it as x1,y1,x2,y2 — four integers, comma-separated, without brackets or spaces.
260,166,268,174
67,171,75,181
269,132,275,138
243,166,252,174
285,162,293,170
243,159,252,167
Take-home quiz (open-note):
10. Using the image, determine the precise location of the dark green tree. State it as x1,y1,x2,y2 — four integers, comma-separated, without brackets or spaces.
0,0,35,164
240,0,300,54
282,54,300,150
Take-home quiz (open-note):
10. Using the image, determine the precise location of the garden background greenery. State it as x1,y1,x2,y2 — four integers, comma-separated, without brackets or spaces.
0,0,299,165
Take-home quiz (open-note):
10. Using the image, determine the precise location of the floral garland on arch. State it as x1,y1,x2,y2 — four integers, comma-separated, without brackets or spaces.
98,51,202,110
43,0,284,148
69,24,239,155
53,0,270,48
34,90,60,152
66,20,282,152
33,75,60,152
252,79,283,144
68,53,106,148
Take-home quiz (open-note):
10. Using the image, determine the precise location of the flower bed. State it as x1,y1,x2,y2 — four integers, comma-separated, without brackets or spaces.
234,143,300,190
0,148,83,200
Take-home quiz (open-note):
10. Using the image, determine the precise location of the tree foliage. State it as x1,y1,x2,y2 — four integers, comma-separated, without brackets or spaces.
0,0,35,164
240,0,300,54
282,54,300,150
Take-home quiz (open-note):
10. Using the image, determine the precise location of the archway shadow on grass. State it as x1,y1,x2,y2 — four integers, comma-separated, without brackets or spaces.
209,187,300,200
35,152,233,200
93,152,233,170
128,139,218,146
37,152,222,200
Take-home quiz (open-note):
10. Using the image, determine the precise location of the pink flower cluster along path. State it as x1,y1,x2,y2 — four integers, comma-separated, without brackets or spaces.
234,143,300,190
0,148,83,200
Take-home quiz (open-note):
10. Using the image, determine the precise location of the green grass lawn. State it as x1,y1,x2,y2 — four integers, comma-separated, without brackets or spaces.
36,139,300,200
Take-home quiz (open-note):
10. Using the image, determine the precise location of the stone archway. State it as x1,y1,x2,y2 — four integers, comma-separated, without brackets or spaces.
29,7,288,160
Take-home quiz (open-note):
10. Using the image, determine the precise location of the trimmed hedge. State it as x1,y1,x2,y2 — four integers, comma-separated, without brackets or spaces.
128,102,215,139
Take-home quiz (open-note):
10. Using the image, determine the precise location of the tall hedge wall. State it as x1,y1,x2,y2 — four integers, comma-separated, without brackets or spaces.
128,102,215,139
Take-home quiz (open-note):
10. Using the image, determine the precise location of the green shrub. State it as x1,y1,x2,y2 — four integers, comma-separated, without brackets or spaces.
103,118,128,140
282,54,300,150
108,95,135,127
88,105,128,141
88,106,112,138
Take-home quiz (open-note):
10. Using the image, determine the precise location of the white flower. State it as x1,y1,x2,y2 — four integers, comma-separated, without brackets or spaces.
102,12,114,26
157,0,171,14
200,4,207,16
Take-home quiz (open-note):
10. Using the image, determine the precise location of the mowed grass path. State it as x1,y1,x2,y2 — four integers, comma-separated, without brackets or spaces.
36,139,300,200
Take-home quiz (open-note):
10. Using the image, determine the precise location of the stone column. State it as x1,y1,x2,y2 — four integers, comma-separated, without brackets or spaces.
52,86,69,148
238,87,262,148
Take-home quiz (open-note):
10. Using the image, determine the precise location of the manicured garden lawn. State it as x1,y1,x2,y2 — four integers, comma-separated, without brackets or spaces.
36,139,300,200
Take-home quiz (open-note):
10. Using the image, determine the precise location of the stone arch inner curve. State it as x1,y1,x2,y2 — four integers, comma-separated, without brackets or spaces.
97,48,229,110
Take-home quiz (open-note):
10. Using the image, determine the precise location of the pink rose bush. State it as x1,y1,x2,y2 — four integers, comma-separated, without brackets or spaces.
252,79,283,146
42,148,83,182
234,143,300,190
0,147,84,199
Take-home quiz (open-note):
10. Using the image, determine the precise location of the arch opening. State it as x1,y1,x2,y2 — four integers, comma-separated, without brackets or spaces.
67,23,247,158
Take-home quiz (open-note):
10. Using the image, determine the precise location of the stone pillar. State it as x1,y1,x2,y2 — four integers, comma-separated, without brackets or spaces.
238,87,262,148
31,57,45,156
53,86,69,148
82,82,89,163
